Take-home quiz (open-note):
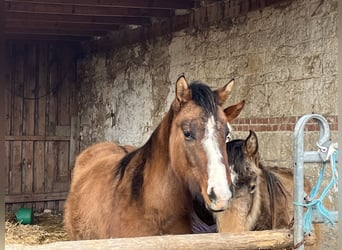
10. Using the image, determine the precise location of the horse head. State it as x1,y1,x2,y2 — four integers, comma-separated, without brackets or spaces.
227,130,262,196
169,75,239,212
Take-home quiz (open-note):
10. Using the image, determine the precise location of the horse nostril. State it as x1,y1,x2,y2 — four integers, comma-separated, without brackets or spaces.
208,187,217,202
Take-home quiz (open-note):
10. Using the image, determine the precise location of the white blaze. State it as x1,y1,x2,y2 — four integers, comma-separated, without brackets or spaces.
202,116,232,201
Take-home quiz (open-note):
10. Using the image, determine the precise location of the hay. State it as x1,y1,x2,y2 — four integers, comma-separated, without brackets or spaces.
5,212,69,246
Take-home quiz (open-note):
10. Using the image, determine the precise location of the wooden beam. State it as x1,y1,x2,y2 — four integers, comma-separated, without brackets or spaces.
7,30,105,37
6,20,121,32
4,230,317,250
4,0,194,10
5,192,68,203
5,135,70,141
6,12,151,25
5,1,174,17
6,33,88,42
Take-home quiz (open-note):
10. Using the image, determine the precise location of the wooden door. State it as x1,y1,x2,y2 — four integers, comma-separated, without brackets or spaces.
4,41,80,212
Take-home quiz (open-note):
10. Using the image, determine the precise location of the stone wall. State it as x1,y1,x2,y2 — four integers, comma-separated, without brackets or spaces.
77,0,338,248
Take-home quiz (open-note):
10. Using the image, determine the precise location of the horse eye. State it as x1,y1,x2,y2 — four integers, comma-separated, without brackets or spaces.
183,130,193,140
249,184,256,193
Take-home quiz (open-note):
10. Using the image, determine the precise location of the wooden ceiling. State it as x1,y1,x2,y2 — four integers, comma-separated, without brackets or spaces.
5,0,287,43
4,0,200,41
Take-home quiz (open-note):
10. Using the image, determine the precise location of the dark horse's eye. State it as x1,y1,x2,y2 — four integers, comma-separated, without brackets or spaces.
183,130,193,140
249,184,256,193
181,121,196,140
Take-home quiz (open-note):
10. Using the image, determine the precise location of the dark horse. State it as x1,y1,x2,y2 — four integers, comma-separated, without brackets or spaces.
193,131,319,249
64,75,238,239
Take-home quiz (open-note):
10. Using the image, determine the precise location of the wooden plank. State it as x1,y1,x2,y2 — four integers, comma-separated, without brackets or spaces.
55,44,72,187
6,33,88,42
69,116,79,169
5,42,13,195
4,0,193,9
5,2,174,17
36,43,47,136
10,42,24,195
7,20,121,32
11,141,22,194
22,44,35,195
5,192,68,203
6,12,151,25
58,200,65,213
46,45,58,200
5,141,10,194
7,27,108,37
4,230,317,250
56,126,70,136
34,43,47,212
57,46,71,127
34,141,46,192
56,141,70,184
5,135,70,141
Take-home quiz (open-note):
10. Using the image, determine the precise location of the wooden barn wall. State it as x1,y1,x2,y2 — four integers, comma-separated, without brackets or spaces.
4,41,80,213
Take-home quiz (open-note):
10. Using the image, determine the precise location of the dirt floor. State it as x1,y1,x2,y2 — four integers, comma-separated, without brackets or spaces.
5,211,69,246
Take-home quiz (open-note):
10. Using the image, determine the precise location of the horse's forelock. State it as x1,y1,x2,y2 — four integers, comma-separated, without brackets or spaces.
227,140,245,172
189,82,218,119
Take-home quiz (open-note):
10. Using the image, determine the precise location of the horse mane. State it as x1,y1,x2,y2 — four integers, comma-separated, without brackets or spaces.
114,81,219,201
260,164,291,228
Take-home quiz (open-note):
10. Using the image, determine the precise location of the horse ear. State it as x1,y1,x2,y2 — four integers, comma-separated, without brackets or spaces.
175,75,191,103
244,130,258,157
215,79,235,105
224,100,245,122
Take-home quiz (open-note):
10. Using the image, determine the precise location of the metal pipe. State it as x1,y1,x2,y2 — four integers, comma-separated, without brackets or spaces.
293,114,331,250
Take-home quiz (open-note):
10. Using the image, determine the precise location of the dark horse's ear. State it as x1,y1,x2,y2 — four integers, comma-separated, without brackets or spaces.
244,130,258,157
224,99,245,122
175,75,191,104
214,79,235,105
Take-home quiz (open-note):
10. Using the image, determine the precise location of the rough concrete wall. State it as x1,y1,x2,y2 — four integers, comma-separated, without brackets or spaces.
78,38,173,147
77,0,338,248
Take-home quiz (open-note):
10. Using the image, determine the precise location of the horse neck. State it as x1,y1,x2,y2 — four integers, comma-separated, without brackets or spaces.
143,107,173,164
134,109,191,213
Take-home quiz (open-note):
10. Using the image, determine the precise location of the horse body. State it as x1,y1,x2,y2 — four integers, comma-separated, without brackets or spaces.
64,76,237,239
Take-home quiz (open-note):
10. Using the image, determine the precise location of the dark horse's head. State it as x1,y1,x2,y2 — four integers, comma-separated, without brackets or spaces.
227,130,261,196
169,75,243,212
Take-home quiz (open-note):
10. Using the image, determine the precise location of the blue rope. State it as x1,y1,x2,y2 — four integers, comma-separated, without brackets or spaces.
294,150,338,234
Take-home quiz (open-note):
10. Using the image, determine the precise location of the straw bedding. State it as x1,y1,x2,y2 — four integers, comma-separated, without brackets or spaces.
5,211,69,245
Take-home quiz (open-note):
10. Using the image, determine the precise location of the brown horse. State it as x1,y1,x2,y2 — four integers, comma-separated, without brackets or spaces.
193,131,319,248
64,75,238,239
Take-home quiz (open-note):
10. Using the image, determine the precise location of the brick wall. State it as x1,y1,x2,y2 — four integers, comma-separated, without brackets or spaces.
232,115,338,132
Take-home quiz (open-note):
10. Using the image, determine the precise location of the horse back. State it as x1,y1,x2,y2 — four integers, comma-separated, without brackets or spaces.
64,142,128,239
255,165,311,230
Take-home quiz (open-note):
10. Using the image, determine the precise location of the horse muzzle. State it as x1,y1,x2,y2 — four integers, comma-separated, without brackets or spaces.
206,186,232,212
207,199,229,212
